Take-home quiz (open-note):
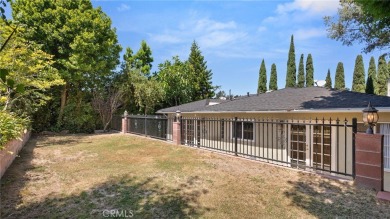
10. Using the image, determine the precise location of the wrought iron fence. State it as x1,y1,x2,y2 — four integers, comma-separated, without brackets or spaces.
110,115,122,131
180,117,357,178
127,115,172,141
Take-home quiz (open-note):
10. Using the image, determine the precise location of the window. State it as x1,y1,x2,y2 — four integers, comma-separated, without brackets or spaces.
313,125,331,171
220,119,225,139
290,125,306,167
380,124,390,169
233,121,253,140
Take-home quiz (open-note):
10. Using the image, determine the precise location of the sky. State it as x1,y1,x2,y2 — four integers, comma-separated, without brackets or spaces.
6,0,387,96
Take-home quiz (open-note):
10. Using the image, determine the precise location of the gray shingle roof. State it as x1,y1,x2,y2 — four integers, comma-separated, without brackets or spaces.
156,99,230,113
157,87,390,113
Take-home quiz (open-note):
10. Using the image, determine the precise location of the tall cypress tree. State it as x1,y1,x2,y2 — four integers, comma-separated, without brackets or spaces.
257,59,267,94
365,56,377,94
297,54,305,88
352,55,366,93
325,69,332,89
286,35,296,88
334,62,345,90
188,41,215,100
269,63,278,91
305,54,314,87
377,55,389,96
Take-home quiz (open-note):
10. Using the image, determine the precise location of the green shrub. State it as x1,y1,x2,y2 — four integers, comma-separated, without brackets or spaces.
61,101,96,134
0,111,29,149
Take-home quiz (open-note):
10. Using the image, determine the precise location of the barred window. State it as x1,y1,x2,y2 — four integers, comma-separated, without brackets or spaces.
233,121,253,140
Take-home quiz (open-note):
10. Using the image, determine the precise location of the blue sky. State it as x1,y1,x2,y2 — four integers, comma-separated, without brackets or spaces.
7,0,387,95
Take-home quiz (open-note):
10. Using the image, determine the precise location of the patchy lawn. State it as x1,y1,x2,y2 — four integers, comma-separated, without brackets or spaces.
1,133,390,218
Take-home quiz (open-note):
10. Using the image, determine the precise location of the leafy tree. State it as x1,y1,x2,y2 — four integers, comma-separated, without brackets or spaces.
92,88,123,132
156,56,195,107
0,0,8,21
269,63,278,91
286,35,296,88
0,21,63,115
188,41,215,99
324,0,390,53
297,54,305,88
12,0,121,128
352,55,366,93
334,62,345,90
305,54,314,87
122,41,153,76
325,69,332,89
132,70,165,114
366,56,376,94
215,90,226,98
377,55,389,96
257,59,267,94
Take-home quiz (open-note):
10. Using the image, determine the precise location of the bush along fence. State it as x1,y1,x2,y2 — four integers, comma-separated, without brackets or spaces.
0,130,31,179
117,114,388,193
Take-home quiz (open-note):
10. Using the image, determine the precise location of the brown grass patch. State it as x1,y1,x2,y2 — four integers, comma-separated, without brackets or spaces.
1,133,390,218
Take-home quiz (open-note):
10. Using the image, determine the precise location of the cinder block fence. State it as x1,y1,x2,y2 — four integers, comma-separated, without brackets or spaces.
0,131,31,179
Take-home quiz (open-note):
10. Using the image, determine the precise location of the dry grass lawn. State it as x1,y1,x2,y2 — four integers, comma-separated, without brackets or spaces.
1,133,390,218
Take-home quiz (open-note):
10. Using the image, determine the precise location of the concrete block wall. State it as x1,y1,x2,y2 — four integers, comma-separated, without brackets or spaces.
0,131,31,179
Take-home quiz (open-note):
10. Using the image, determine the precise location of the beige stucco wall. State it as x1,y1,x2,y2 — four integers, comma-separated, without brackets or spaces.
385,170,390,192
178,112,356,176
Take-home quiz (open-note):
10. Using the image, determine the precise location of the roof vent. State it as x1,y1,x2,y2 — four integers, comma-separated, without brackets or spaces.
247,92,250,97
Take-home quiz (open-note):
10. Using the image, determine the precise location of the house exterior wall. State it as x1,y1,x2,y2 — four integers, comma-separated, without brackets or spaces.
385,172,390,192
179,112,358,177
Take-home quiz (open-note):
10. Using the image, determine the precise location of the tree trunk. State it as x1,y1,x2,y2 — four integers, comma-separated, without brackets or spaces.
58,83,68,124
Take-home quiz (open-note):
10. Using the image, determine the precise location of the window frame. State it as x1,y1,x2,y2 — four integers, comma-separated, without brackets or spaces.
232,120,254,141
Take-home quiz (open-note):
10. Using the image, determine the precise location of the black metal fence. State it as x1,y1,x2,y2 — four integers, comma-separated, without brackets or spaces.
110,115,122,131
127,115,172,141
180,117,357,178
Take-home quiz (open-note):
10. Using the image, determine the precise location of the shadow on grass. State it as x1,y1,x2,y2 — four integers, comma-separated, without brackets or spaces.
284,172,390,218
35,135,91,147
2,173,210,218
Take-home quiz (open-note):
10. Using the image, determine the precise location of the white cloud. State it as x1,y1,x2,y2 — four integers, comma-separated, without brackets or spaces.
257,26,267,32
117,4,130,12
276,0,339,15
151,17,247,51
294,28,326,40
198,31,247,48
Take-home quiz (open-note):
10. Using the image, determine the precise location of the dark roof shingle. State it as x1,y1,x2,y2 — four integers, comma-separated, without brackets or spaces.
157,87,390,113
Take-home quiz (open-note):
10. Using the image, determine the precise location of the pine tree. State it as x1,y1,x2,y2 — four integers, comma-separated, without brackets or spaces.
305,54,314,87
352,55,366,93
297,54,305,88
377,55,389,96
269,63,278,91
325,69,332,89
286,35,296,88
257,59,267,94
334,62,345,90
188,41,215,100
365,56,376,94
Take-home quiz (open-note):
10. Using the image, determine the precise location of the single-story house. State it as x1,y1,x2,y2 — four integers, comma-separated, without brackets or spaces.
156,86,390,190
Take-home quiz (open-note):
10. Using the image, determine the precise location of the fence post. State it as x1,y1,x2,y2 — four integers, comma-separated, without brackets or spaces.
352,118,357,178
355,132,384,191
122,115,128,134
172,117,181,145
144,116,147,136
234,117,238,156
